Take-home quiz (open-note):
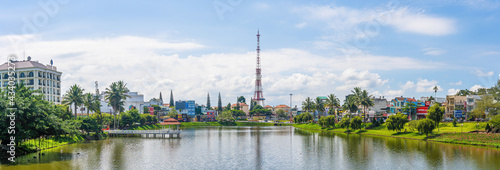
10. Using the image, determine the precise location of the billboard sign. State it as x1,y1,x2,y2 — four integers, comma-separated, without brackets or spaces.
148,107,154,115
425,101,431,107
454,110,463,118
417,106,428,115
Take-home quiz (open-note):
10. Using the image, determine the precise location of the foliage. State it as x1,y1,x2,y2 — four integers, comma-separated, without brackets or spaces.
217,92,222,112
276,109,287,119
217,110,235,121
386,113,409,132
104,81,131,129
339,116,350,130
408,120,418,131
342,96,358,114
319,115,336,128
119,109,141,128
325,94,340,115
207,93,211,109
350,116,362,130
250,100,258,111
490,114,500,129
231,109,246,117
427,103,445,131
485,123,491,131
453,117,457,127
302,97,314,112
473,94,500,117
62,84,84,119
403,102,417,120
417,119,436,137
293,112,313,123
238,96,246,104
250,108,272,116
314,97,325,118
167,109,179,118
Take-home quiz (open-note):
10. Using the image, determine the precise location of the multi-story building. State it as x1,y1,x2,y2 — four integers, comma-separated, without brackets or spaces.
231,103,249,115
445,95,467,119
466,95,482,118
389,97,417,114
367,96,389,118
0,57,62,104
274,104,291,114
175,100,195,117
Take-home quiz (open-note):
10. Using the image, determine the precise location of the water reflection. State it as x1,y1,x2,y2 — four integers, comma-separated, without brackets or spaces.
1,126,499,170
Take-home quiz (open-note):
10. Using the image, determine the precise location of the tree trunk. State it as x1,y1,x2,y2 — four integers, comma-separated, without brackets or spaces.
74,104,77,120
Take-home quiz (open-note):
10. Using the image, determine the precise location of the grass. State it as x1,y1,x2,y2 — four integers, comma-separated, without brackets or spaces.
293,122,500,147
16,135,86,155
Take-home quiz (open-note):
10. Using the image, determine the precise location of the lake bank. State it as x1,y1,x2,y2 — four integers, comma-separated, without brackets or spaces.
293,122,500,148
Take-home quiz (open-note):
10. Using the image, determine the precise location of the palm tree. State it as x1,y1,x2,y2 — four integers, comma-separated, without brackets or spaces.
104,81,130,129
315,97,325,119
302,97,314,112
360,90,374,128
351,87,363,116
62,84,84,120
342,97,358,118
83,93,94,118
326,94,340,117
433,86,439,102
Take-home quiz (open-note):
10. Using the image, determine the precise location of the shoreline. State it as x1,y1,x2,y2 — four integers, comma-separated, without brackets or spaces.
292,123,500,149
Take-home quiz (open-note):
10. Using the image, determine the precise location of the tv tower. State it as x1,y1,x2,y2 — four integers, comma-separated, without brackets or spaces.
253,30,265,106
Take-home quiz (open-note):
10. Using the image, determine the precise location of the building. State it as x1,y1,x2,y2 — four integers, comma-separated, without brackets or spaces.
389,97,417,114
445,95,467,119
466,95,482,118
274,104,291,114
0,57,62,104
175,100,195,117
366,96,389,118
231,103,249,115
124,92,145,113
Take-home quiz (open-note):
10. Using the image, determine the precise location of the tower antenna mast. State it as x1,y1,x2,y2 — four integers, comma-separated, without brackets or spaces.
253,30,265,106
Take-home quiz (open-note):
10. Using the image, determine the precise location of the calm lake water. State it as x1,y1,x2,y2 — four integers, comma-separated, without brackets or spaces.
2,126,500,169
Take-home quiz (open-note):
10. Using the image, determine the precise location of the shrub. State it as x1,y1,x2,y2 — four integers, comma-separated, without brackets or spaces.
485,123,491,132
318,115,336,128
453,118,457,127
408,120,418,131
386,113,409,132
339,117,350,130
350,116,362,130
490,114,500,129
417,119,436,137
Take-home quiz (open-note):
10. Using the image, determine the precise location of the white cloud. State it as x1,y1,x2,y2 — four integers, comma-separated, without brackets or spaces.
335,69,388,90
422,47,446,56
472,70,494,77
296,5,456,36
415,78,440,92
447,88,460,95
470,84,484,92
449,81,462,85
401,81,415,90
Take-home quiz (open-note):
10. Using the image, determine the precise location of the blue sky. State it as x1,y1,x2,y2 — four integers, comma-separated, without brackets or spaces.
1,0,499,107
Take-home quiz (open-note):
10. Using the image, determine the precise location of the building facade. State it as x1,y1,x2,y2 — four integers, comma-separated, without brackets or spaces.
445,95,467,119
0,57,62,104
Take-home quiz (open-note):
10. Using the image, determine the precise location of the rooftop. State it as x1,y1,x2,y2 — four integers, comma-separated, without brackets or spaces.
0,58,59,72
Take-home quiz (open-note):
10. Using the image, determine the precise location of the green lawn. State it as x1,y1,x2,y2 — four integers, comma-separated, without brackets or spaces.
293,122,499,147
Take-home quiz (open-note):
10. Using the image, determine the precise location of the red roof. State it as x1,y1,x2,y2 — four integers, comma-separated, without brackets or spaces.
159,118,181,125
264,105,273,108
275,104,290,108
231,103,248,107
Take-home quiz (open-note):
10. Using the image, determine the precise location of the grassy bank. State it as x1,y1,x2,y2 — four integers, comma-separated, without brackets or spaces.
293,122,500,148
14,135,86,156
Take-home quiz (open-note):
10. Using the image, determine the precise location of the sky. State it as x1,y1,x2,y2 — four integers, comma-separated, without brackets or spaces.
0,0,500,107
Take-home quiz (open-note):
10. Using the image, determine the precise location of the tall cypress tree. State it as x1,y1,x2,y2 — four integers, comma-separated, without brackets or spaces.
207,93,211,109
159,92,163,101
236,96,240,110
169,90,174,107
218,92,222,113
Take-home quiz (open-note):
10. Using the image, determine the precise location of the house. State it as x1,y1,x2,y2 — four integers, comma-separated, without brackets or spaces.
231,103,249,115
445,95,467,119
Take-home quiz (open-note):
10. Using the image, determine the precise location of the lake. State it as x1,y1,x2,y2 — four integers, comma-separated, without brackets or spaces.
2,126,500,169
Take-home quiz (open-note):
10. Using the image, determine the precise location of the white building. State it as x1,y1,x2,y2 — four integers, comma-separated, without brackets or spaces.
0,57,62,104
99,91,146,114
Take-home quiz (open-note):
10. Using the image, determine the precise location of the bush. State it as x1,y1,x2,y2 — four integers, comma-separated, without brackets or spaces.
490,114,500,129
350,116,362,130
417,119,436,137
319,115,336,128
485,123,491,132
386,113,409,132
408,120,418,131
339,117,350,130
294,112,313,123
453,118,457,127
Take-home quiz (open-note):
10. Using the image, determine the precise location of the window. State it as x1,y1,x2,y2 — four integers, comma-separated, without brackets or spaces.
28,79,34,85
3,74,7,79
38,72,42,77
20,72,25,78
28,72,34,77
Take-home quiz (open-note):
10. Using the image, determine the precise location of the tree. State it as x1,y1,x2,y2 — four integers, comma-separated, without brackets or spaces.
456,89,472,96
343,96,358,115
417,119,436,137
403,102,417,120
360,89,374,128
207,93,211,109
339,115,351,130
319,115,336,128
83,93,94,118
427,103,445,132
238,96,246,104
386,113,409,132
302,97,314,112
351,87,363,115
350,116,362,130
104,81,131,129
326,94,340,116
314,97,325,119
277,109,287,119
294,112,313,123
250,99,257,111
62,84,84,119
489,114,500,129
231,110,246,117
249,108,272,116
427,96,435,102
167,109,179,118
120,109,141,128
218,92,222,113
169,90,175,107
236,97,240,110
473,94,500,118
433,86,439,102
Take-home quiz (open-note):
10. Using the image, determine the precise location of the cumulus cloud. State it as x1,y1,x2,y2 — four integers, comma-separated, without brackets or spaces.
470,84,484,92
415,78,440,92
335,69,388,90
472,70,494,77
447,88,460,95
